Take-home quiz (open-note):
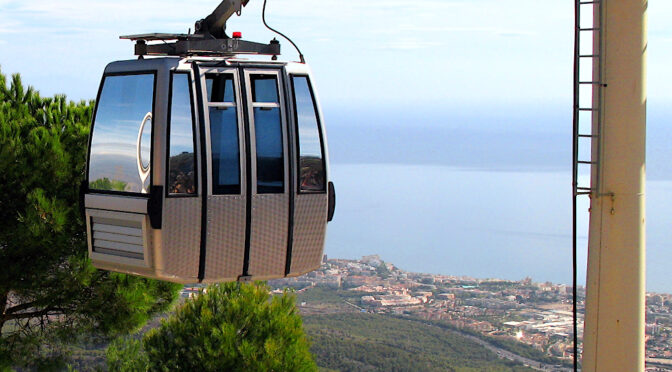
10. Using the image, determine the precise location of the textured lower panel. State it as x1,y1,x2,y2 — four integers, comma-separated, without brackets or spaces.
204,195,246,281
248,194,288,278
162,198,201,280
289,194,328,275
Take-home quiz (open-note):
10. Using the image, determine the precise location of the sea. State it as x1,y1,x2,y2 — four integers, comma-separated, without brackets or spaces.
321,104,672,293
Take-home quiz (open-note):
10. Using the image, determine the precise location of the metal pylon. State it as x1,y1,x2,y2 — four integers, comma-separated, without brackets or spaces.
572,0,604,370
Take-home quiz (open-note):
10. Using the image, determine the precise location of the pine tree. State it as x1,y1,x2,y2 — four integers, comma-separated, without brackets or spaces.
107,282,317,372
0,68,182,369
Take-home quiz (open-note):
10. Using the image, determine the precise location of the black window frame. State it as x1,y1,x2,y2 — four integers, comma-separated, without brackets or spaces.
86,70,158,198
290,74,327,194
165,71,199,198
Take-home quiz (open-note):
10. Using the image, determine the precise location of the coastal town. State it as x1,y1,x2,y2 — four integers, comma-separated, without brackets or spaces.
263,255,672,370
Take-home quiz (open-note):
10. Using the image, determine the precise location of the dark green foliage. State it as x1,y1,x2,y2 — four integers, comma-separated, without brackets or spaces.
106,336,149,372
108,282,317,372
303,313,535,372
376,261,391,279
296,287,359,304
0,68,182,369
89,177,128,192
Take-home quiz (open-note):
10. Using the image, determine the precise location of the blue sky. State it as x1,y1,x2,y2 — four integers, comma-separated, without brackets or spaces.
1,0,670,111
1,1,672,289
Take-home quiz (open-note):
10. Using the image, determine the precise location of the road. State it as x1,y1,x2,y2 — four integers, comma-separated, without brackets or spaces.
400,317,574,372
452,329,573,372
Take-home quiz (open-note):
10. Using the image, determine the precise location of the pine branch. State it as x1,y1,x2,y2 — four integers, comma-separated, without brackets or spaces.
3,306,66,322
4,299,42,315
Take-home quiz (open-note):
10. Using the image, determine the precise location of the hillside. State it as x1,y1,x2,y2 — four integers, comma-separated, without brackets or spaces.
303,313,535,372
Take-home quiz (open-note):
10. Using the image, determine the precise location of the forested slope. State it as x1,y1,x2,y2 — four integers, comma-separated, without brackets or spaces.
303,313,535,372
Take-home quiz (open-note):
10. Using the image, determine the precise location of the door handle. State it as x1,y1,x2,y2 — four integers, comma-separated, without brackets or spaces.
137,112,152,193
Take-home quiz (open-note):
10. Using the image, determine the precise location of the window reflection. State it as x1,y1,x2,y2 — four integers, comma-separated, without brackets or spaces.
293,76,325,192
210,107,241,194
89,73,154,193
168,73,196,195
254,107,284,194
251,75,279,103
206,74,235,103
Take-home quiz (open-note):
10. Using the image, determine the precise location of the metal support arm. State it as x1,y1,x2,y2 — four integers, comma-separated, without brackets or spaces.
195,0,250,39
120,0,282,57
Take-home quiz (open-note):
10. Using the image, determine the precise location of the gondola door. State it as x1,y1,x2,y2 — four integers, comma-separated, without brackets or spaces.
242,69,290,280
199,67,248,282
198,67,289,281
160,69,202,282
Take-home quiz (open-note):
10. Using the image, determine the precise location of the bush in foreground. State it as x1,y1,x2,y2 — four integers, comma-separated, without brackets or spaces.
108,282,317,372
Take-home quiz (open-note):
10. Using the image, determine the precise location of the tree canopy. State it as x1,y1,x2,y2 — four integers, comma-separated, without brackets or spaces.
0,68,182,369
107,282,317,372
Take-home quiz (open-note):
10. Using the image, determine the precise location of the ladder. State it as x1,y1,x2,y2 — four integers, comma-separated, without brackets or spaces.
572,0,604,370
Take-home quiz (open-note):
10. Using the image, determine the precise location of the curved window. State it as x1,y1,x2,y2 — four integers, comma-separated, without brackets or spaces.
88,73,155,194
167,73,197,195
292,76,325,192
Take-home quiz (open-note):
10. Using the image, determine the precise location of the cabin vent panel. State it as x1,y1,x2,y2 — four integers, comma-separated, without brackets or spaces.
92,217,144,260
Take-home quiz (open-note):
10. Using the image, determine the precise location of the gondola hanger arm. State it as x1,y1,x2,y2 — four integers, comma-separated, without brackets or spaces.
195,0,250,39
120,0,281,57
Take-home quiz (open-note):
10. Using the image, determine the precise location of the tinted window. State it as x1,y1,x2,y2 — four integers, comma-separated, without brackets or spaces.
210,107,240,194
89,73,154,193
168,73,196,195
292,76,325,192
254,107,284,193
206,74,235,103
250,74,284,194
251,75,279,103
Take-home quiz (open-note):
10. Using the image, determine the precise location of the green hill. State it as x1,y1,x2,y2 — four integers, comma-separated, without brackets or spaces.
302,313,535,372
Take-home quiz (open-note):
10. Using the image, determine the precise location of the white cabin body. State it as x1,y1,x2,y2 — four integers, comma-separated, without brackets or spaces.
84,57,334,283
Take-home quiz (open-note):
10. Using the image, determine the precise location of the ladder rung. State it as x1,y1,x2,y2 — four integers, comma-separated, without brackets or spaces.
579,27,601,31
577,161,595,165
579,81,601,85
576,191,592,196
579,54,600,58
577,187,593,191
579,1,599,4
578,108,597,111
578,134,596,138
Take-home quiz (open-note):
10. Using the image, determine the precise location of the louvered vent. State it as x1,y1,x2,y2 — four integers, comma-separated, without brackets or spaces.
91,217,144,260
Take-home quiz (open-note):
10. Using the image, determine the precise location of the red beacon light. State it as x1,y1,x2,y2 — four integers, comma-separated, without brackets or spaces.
232,31,242,39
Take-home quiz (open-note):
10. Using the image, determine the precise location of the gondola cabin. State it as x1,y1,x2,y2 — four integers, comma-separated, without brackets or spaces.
84,52,335,283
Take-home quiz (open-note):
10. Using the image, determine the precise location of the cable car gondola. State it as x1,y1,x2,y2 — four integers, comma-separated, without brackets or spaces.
83,0,335,283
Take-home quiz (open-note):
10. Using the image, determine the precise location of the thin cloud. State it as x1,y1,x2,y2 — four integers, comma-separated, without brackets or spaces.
0,0,207,33
0,20,21,34
497,31,535,38
379,39,444,50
